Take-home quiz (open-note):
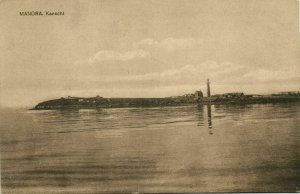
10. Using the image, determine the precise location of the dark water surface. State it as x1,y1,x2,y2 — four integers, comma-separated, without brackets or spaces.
1,103,299,193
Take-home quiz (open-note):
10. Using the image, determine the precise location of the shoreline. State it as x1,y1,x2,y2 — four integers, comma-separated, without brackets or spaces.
33,96,300,110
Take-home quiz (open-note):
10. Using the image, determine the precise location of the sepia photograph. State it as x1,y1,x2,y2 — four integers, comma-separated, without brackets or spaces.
0,0,299,193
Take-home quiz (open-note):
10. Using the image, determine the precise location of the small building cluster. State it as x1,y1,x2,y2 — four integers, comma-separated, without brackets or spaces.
213,93,244,99
193,79,300,102
194,79,210,101
277,91,300,96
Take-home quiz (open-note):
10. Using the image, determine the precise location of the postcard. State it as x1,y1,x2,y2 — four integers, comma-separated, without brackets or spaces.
0,0,299,193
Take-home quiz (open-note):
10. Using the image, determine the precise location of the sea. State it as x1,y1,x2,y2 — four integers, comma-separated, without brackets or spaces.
0,103,299,193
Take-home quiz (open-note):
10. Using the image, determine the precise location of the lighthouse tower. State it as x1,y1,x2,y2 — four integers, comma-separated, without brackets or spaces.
207,79,211,97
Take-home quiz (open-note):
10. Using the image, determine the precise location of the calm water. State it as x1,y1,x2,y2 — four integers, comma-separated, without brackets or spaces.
1,103,299,193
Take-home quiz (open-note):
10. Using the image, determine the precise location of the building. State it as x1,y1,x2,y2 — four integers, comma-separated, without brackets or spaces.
278,91,300,96
218,93,244,99
194,90,204,100
67,96,79,99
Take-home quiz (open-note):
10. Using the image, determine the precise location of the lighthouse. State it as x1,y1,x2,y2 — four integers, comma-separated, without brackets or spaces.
207,79,211,97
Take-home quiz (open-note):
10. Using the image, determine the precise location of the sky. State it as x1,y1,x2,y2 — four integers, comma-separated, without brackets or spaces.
0,0,299,107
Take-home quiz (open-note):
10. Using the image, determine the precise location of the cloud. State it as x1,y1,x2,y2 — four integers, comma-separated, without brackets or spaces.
90,61,299,88
80,61,238,86
88,49,148,62
134,38,202,51
242,68,300,82
87,37,202,64
119,61,239,82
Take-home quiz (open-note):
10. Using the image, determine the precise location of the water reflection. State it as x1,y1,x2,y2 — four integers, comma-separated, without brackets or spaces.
196,105,204,127
196,105,213,135
207,105,213,135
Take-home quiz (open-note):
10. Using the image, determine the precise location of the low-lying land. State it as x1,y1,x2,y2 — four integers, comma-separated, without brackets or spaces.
33,92,300,110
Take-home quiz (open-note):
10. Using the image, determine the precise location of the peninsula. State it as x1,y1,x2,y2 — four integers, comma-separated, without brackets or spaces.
33,79,300,110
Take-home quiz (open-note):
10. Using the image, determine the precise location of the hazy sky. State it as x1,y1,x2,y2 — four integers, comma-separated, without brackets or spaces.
0,0,299,107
